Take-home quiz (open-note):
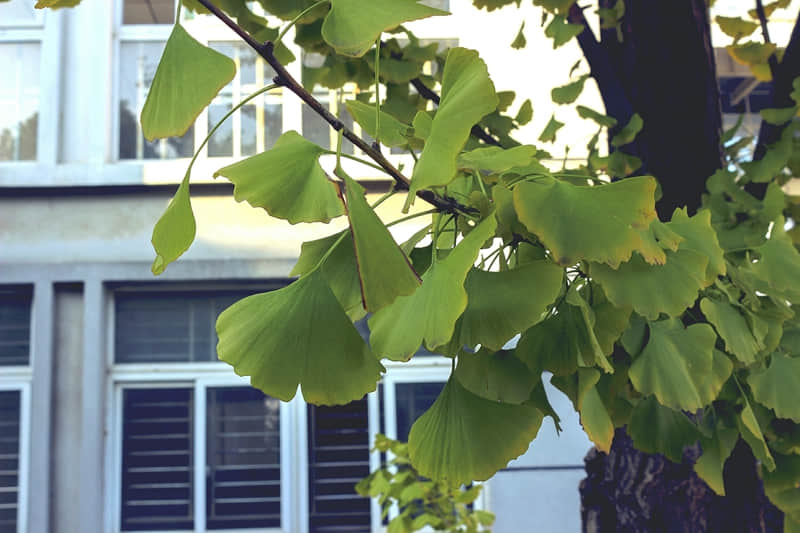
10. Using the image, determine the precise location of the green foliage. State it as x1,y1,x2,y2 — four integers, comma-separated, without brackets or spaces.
356,434,495,533
41,0,800,518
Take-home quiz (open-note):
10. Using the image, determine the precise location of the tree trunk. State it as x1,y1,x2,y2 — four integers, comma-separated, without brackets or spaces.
576,1,784,531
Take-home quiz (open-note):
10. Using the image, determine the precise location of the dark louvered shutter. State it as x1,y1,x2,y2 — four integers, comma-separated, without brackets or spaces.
0,390,20,532
307,399,371,533
121,388,194,531
0,289,31,366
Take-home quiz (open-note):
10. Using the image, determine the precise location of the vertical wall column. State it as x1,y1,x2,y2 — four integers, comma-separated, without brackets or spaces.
27,281,54,533
78,280,106,533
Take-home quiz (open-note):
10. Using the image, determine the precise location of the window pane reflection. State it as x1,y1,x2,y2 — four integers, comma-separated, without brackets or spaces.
119,41,194,160
207,42,282,158
395,382,444,441
123,0,175,24
0,43,39,162
0,0,41,24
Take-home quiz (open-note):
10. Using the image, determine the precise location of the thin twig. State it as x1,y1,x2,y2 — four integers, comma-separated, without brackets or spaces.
409,78,502,147
194,0,471,215
755,0,780,80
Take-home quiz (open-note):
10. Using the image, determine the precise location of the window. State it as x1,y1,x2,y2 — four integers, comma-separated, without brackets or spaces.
0,1,43,162
116,0,285,161
112,289,289,532
0,287,33,533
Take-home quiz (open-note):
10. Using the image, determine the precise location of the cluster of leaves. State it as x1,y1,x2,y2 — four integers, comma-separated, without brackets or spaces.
356,434,495,533
30,0,800,529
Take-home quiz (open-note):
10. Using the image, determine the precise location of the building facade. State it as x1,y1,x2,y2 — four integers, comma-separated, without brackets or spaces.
3,0,795,532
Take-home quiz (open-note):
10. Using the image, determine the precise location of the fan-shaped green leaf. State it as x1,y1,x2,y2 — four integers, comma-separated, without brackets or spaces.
749,354,800,423
455,349,536,404
611,113,643,147
369,216,498,361
760,107,799,125
551,74,589,105
406,48,498,209
577,105,617,128
342,173,421,312
576,368,614,453
739,398,776,471
321,0,447,57
454,261,563,351
513,176,657,267
629,319,718,411
458,145,538,173
694,427,739,496
345,100,411,147
516,99,533,124
290,231,365,320
715,16,758,41
214,131,344,224
666,208,726,283
538,115,564,143
408,376,543,486
216,269,383,405
750,218,800,303
141,24,235,141
151,173,196,275
701,298,762,364
544,14,583,49
591,250,708,320
727,42,777,66
629,396,701,462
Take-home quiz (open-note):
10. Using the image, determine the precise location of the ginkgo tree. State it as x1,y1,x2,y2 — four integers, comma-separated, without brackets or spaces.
25,0,800,530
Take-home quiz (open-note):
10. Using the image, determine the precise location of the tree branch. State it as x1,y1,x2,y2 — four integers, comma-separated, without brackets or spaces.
567,3,635,131
755,0,780,81
409,78,503,147
194,0,472,215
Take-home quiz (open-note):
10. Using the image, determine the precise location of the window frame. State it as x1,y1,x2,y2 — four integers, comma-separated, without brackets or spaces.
106,286,299,533
0,2,61,167
0,383,31,533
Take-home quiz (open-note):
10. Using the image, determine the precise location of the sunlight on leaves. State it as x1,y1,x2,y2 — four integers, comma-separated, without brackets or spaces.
151,173,196,275
748,353,800,423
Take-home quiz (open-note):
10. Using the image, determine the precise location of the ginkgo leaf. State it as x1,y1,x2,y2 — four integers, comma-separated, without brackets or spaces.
748,353,800,423
214,131,344,224
321,0,446,57
577,105,617,128
551,74,589,105
715,16,758,41
406,48,498,209
628,395,701,463
591,250,708,320
576,368,614,453
455,349,536,404
341,173,421,312
701,298,762,364
151,173,196,275
694,427,739,496
749,218,800,303
454,261,563,351
666,208,726,284
346,100,412,147
760,107,799,125
513,176,657,267
369,216,498,361
458,145,538,173
727,42,777,66
516,285,610,376
628,319,717,411
611,113,643,147
533,0,576,15
216,269,384,405
34,0,81,7
511,21,527,49
538,115,564,142
408,376,543,486
741,125,794,183
516,99,533,124
739,398,776,471
141,24,235,141
544,14,583,48
290,231,365,320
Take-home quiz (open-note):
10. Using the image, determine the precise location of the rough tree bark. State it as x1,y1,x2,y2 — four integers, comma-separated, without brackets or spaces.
573,1,793,531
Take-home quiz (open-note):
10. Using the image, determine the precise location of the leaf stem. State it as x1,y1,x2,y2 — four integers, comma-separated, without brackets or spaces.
328,152,389,173
370,189,396,210
375,37,381,150
312,230,350,274
176,0,183,23
187,83,278,178
276,0,329,45
386,209,437,228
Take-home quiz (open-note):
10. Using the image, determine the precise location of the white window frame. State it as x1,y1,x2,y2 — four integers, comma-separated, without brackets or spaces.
105,286,300,533
0,380,31,533
0,1,61,168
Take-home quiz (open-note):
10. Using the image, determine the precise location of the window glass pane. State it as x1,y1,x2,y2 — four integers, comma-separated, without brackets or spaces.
0,390,20,532
119,41,194,160
0,0,42,25
206,387,281,529
123,0,175,24
0,289,31,366
307,399,371,533
395,382,444,441
121,388,193,531
0,43,39,162
115,291,248,363
207,42,282,157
